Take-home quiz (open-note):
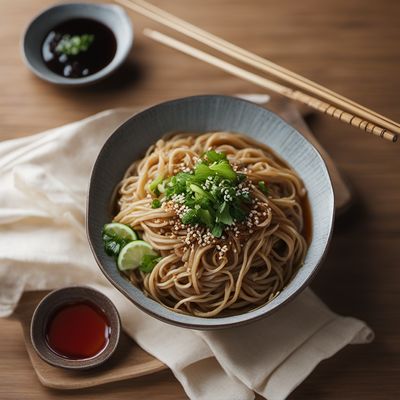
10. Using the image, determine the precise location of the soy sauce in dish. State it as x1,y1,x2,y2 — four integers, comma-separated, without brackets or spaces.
46,301,111,359
41,18,117,79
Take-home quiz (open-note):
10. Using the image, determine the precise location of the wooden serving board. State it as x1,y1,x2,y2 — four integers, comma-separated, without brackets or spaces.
13,291,167,390
12,101,351,391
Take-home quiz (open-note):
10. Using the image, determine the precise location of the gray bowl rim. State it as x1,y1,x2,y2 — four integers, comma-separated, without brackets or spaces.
87,94,335,330
30,286,121,369
21,2,134,86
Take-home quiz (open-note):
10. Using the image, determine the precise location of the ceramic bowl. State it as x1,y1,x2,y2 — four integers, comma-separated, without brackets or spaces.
30,286,121,369
87,95,335,329
22,2,133,86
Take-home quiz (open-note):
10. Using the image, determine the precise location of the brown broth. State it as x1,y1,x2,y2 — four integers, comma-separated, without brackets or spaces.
41,18,117,78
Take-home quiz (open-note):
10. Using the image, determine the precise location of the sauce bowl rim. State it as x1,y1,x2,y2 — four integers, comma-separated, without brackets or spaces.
30,286,121,370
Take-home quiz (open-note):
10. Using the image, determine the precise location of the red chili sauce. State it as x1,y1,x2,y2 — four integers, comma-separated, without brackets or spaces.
46,301,111,360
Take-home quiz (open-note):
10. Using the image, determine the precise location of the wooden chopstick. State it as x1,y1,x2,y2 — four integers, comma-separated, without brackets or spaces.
144,29,397,143
116,0,400,139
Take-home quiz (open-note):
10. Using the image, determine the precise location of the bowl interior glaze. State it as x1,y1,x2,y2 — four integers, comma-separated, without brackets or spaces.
87,95,334,329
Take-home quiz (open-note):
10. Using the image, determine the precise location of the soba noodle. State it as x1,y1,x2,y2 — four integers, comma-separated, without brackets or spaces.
113,132,308,317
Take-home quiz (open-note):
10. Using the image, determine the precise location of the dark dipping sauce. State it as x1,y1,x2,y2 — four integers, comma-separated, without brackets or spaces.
41,18,117,78
46,301,111,360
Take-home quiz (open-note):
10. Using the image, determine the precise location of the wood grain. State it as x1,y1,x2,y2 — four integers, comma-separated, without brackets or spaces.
143,27,397,142
267,96,352,213
0,0,399,399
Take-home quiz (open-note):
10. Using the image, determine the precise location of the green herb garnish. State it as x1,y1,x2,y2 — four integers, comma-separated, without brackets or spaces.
55,34,95,56
165,150,251,237
258,181,269,195
102,231,131,258
149,175,164,195
211,224,223,238
202,149,227,163
151,199,161,208
139,254,162,273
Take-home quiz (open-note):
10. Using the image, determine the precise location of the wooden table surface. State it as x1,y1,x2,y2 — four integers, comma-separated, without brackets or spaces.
1,0,399,399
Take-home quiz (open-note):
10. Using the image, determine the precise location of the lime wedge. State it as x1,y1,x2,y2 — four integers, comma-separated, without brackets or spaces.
117,240,157,271
103,223,137,242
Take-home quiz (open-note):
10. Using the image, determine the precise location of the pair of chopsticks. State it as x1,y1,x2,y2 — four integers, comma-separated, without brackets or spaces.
116,0,399,143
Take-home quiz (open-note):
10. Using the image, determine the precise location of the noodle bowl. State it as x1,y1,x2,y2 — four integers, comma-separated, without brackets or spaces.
113,132,308,317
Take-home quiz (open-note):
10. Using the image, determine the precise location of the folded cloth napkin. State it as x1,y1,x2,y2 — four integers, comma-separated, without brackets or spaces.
0,107,373,400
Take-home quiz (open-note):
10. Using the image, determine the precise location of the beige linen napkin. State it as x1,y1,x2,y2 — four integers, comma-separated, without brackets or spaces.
0,107,373,400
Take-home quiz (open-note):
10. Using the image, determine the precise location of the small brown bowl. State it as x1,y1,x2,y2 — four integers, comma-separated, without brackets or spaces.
30,286,121,370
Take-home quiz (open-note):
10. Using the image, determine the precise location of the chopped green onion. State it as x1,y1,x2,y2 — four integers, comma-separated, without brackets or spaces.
164,150,252,237
231,205,247,222
237,173,246,182
258,181,269,195
149,175,164,195
189,183,213,200
157,181,167,193
211,224,223,238
203,149,227,163
194,163,213,180
139,254,162,273
55,34,95,56
216,202,234,225
181,209,198,225
151,199,161,208
103,237,124,258
197,208,213,228
209,161,237,181
102,224,137,258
